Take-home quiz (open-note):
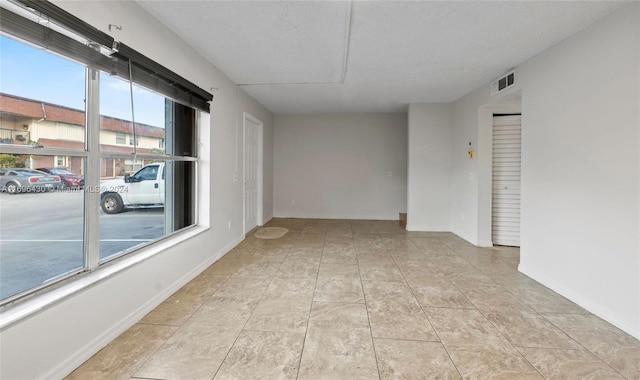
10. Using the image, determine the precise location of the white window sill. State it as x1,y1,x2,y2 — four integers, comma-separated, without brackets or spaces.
0,225,210,331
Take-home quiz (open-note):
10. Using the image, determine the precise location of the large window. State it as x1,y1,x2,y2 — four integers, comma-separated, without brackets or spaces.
0,1,210,304
98,73,197,261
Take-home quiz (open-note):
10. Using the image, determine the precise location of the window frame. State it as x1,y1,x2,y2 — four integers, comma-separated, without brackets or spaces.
115,132,126,145
0,3,207,306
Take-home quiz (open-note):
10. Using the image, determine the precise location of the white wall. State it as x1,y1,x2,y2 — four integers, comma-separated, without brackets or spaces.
407,103,453,231
0,1,273,378
448,3,640,338
517,3,639,338
274,114,407,220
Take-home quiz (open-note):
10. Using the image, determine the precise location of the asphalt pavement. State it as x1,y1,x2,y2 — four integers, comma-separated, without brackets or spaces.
0,190,164,300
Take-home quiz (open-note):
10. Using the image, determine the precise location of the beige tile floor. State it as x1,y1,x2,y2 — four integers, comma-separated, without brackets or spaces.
67,218,640,380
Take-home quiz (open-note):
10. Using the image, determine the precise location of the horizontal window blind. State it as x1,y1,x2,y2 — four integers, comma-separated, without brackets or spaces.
111,43,212,112
12,0,115,48
2,0,213,112
0,8,114,71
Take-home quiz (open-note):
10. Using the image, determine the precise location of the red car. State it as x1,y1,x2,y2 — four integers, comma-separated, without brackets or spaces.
36,168,84,189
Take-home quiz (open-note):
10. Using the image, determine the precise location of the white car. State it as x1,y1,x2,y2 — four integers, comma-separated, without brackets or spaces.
100,163,165,214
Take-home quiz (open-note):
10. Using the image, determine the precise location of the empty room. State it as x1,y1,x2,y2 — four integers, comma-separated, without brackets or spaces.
0,0,638,379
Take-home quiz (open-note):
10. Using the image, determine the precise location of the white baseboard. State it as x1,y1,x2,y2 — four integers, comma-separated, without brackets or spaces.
477,240,493,248
405,224,450,232
48,236,244,380
519,264,640,340
273,213,399,221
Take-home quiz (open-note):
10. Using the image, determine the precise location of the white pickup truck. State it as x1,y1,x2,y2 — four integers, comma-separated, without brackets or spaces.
100,162,165,214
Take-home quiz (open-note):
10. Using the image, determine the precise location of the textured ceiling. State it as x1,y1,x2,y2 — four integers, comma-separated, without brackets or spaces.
136,0,628,114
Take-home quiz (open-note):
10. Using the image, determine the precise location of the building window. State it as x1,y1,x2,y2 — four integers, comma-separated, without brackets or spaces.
0,3,208,304
55,156,67,167
115,132,126,144
123,159,144,174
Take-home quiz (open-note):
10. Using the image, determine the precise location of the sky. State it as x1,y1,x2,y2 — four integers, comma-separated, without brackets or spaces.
0,35,165,128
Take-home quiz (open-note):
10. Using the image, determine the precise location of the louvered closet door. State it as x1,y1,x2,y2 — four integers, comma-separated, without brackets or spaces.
492,115,521,247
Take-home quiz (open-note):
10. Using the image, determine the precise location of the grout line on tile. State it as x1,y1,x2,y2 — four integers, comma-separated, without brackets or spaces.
69,220,640,380
294,229,324,380
357,231,383,380
511,345,549,379
209,263,274,380
513,344,629,379
414,282,465,378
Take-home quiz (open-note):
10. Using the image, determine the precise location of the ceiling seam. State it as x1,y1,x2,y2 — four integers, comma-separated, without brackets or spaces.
237,1,353,88
340,0,353,84
237,82,341,87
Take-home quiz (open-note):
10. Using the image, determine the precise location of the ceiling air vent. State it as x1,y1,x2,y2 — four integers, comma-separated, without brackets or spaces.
491,70,515,96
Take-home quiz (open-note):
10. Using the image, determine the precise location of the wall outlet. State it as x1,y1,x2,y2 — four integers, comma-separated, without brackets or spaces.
460,214,465,221
233,172,238,182
291,200,296,206
388,171,393,177
227,220,232,229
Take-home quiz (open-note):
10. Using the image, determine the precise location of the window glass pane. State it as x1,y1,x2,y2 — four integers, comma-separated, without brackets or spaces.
99,73,165,155
0,155,85,301
115,132,126,145
99,160,195,261
0,35,86,149
166,102,197,157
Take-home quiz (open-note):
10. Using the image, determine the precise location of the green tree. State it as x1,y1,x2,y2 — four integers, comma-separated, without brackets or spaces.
0,154,25,168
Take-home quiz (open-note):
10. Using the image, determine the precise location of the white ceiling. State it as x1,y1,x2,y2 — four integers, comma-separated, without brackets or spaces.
136,0,628,114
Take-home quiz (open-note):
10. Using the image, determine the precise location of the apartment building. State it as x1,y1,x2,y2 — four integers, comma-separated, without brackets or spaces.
0,93,165,177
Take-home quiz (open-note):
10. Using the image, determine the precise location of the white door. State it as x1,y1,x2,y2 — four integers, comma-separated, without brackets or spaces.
492,115,521,247
244,117,259,233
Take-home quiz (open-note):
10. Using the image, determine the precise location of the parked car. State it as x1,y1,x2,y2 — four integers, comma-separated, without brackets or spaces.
36,167,84,189
0,168,62,194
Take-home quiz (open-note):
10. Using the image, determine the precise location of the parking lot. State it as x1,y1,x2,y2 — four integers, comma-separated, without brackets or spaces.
0,190,164,300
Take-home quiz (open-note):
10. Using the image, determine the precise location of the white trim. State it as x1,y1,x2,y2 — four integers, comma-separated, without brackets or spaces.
0,145,89,156
405,224,451,232
519,264,640,340
99,152,198,161
2,239,152,242
477,101,522,248
197,111,211,228
273,213,401,221
491,114,522,247
0,226,212,331
84,64,102,271
476,240,493,248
